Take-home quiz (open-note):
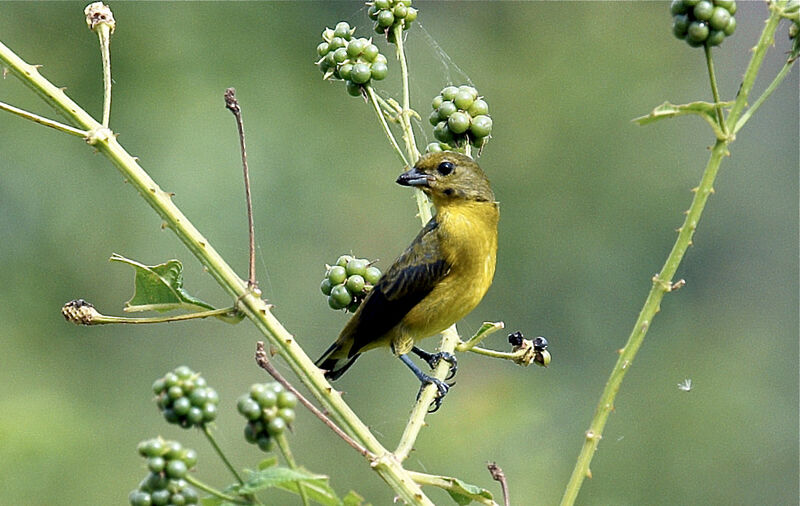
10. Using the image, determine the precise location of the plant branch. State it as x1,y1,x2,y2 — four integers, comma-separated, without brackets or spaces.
0,39,434,505
97,23,112,127
726,0,788,129
224,88,257,288
254,342,372,459
703,44,727,135
561,6,788,503
0,100,87,136
487,462,510,506
365,84,409,166
394,325,460,461
392,24,420,163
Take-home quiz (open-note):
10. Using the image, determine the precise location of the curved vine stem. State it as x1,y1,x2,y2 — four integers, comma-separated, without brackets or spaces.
560,4,788,505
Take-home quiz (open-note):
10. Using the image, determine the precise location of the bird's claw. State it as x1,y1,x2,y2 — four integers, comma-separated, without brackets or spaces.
413,347,458,381
416,375,452,413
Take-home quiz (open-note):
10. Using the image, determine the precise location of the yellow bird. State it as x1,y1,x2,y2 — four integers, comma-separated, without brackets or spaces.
315,151,499,410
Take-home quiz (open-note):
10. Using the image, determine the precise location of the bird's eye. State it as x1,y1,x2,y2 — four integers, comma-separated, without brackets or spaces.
437,161,454,176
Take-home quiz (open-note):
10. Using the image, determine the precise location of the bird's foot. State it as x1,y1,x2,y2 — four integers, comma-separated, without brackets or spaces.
415,373,451,413
411,346,458,381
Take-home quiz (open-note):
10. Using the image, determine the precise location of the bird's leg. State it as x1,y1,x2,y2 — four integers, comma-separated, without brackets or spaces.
411,346,458,381
398,353,450,413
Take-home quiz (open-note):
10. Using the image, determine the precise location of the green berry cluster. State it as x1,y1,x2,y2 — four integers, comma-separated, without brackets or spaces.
367,0,418,42
129,438,199,506
429,85,492,149
317,22,389,96
321,255,382,311
671,0,737,47
237,383,298,452
152,366,219,429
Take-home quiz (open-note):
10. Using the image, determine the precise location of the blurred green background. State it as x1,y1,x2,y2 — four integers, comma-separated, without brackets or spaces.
1,2,797,505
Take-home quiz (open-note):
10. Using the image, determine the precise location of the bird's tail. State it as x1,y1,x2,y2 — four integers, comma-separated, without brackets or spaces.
315,342,360,381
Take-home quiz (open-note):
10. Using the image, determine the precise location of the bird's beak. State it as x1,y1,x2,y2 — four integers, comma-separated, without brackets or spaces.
396,167,433,187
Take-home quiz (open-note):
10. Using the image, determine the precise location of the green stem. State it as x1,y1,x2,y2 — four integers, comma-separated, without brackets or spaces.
88,306,236,324
408,471,498,506
365,84,409,166
274,433,310,506
96,23,112,127
395,325,459,461
703,44,727,136
734,44,799,134
183,474,249,505
0,37,434,506
0,100,87,136
560,7,788,505
464,346,520,361
393,24,420,164
726,0,788,129
456,322,505,352
202,424,245,486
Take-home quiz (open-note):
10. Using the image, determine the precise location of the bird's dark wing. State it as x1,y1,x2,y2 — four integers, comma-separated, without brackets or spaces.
346,218,451,357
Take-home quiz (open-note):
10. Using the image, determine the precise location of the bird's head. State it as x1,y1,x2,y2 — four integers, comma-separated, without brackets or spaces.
396,151,494,205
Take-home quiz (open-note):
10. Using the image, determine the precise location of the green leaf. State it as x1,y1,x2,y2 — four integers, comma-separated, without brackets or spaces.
110,253,215,313
258,456,279,470
237,466,342,505
632,100,733,138
342,490,366,506
443,478,494,505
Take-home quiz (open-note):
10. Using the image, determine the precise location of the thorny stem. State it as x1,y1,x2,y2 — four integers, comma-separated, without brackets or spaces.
0,39,434,506
560,5,788,504
254,342,372,459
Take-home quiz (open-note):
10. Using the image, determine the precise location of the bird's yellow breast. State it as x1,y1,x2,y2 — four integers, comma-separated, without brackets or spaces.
391,199,499,353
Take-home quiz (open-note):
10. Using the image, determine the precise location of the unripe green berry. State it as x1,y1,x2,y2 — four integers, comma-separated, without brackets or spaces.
673,14,690,38
334,22,351,39
267,416,287,436
406,7,418,22
129,490,152,506
347,38,366,58
257,435,274,452
706,29,725,46
441,86,458,101
164,373,179,388
186,407,203,426
182,448,198,468
708,6,731,30
172,397,191,416
320,278,333,295
364,266,382,285
377,10,395,27
346,274,366,294
393,4,408,19
151,490,170,506
431,95,444,109
363,44,380,62
316,42,329,56
447,111,471,134
336,255,352,267
454,90,474,110
437,100,457,120
429,109,441,126
350,63,372,84
375,0,390,8
328,265,347,285
470,115,493,138
427,141,443,153
345,258,368,276
434,121,454,143
371,61,388,80
148,456,166,473
723,16,736,35
671,0,689,15
202,403,217,422
237,396,262,420
328,36,346,50
468,99,489,117
683,0,700,6
166,459,188,479
277,390,298,409
693,0,714,20
330,284,352,308
687,20,709,43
